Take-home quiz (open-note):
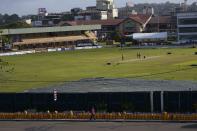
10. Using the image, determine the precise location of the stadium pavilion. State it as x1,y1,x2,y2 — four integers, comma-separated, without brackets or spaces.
1,25,101,50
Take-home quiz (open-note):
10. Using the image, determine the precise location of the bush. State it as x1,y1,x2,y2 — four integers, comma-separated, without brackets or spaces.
190,64,197,67
106,62,111,65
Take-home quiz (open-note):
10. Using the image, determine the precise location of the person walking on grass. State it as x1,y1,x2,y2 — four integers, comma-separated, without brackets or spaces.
139,52,141,59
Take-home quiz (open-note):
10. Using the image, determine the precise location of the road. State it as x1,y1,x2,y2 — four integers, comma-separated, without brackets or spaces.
0,121,196,131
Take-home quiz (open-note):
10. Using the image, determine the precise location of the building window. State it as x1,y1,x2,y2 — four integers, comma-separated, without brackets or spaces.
179,27,197,33
124,21,135,31
179,18,197,25
179,35,197,40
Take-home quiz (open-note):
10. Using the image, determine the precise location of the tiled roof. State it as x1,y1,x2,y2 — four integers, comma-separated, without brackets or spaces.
59,14,152,27
128,14,152,25
60,19,124,26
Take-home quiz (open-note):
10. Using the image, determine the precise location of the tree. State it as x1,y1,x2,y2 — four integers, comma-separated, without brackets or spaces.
0,58,14,80
0,29,12,51
0,21,31,29
193,104,197,113
111,31,121,42
0,13,21,26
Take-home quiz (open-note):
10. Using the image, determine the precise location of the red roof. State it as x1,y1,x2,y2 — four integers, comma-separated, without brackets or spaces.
128,14,152,25
60,19,124,26
59,14,151,27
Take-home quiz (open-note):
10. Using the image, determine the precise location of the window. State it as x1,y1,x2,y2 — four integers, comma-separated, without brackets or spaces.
124,21,135,31
179,18,197,25
179,27,197,33
179,35,197,40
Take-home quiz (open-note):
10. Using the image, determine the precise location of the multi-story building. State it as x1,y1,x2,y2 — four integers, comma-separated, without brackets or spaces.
96,0,118,19
118,2,137,19
177,12,197,43
59,14,152,40
146,15,177,41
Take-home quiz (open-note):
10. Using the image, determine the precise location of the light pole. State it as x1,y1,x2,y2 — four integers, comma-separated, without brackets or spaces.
155,8,160,32
157,15,160,32
0,30,2,51
53,89,58,112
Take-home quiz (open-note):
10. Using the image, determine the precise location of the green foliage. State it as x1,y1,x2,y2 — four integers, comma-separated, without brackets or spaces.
193,104,197,112
97,102,108,112
0,14,20,25
0,21,31,29
111,31,121,42
0,59,14,73
121,102,134,112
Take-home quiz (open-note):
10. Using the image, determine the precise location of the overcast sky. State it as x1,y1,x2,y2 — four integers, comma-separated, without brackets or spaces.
0,0,196,16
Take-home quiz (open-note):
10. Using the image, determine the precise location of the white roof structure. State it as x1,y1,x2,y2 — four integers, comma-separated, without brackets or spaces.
132,32,168,41
1,25,101,35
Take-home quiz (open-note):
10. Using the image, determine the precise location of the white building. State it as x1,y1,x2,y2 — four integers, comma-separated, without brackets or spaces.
177,12,197,43
96,0,118,19
142,6,154,15
118,2,137,19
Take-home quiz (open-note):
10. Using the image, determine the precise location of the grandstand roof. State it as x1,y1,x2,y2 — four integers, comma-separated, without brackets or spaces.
1,25,101,35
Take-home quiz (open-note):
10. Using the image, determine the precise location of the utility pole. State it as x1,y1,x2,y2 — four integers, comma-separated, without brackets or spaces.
0,30,2,51
157,16,160,32
54,89,57,102
161,91,164,112
53,89,58,112
150,91,154,113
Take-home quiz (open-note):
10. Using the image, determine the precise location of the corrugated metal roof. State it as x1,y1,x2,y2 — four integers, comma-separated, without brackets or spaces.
0,25,101,35
128,14,152,25
60,19,124,26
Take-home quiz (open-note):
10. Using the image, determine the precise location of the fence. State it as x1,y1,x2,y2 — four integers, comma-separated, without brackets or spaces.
0,91,196,113
0,112,196,121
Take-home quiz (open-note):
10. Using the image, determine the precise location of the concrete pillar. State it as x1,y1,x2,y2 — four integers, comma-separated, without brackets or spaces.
161,91,164,112
150,91,154,113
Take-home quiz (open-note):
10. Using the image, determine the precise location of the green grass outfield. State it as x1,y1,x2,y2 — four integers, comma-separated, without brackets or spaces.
0,47,197,92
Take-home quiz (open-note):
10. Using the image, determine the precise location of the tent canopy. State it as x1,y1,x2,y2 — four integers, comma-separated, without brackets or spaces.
127,32,168,40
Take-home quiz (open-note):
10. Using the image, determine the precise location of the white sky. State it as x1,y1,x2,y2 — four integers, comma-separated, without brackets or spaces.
0,0,196,15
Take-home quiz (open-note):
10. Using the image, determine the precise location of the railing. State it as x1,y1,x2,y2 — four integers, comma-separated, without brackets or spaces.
0,112,196,121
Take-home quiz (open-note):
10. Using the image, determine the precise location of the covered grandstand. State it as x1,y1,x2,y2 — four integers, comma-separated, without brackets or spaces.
1,25,101,50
